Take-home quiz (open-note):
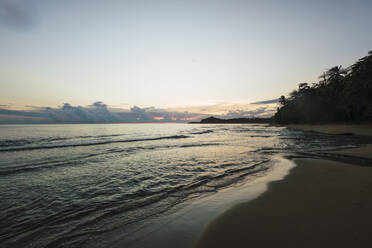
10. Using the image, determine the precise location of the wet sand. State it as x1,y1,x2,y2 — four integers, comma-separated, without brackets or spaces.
197,152,372,247
326,146,372,160
286,123,372,136
113,157,295,248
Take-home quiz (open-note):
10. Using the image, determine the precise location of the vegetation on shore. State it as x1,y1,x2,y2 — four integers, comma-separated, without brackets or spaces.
192,116,272,124
274,51,372,124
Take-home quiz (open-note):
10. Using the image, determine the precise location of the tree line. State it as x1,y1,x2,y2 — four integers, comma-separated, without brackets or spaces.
274,51,372,124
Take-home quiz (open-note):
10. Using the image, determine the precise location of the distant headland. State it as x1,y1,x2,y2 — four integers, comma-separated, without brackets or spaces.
190,116,272,124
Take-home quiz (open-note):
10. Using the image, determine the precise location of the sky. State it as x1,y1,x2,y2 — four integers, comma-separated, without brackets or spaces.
1,0,372,116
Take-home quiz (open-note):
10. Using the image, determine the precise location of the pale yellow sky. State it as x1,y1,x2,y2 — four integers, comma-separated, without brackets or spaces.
1,0,372,115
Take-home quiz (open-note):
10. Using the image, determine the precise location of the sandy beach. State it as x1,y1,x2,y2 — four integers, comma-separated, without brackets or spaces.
286,124,372,136
197,146,372,248
327,146,372,160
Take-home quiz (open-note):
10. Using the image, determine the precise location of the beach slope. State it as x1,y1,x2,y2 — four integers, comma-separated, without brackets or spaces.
286,124,372,136
197,157,372,248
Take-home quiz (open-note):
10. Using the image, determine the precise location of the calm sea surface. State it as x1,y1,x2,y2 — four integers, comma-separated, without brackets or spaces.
0,123,370,247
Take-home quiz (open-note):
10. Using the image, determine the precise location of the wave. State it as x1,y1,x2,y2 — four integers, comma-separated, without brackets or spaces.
178,143,219,148
0,159,271,247
189,130,214,135
124,160,270,199
0,158,89,176
0,134,127,148
0,139,34,147
0,142,222,176
0,135,190,152
249,135,272,138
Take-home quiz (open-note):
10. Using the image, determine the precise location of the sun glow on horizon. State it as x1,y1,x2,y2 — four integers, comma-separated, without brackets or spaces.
1,1,372,119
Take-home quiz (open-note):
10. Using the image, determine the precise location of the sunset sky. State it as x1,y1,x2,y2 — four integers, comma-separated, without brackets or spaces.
1,0,372,114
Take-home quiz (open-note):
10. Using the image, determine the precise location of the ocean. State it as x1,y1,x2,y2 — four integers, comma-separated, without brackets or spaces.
0,123,370,248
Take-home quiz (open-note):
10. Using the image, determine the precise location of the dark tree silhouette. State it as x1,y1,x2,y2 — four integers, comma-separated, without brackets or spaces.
279,96,287,105
274,51,372,124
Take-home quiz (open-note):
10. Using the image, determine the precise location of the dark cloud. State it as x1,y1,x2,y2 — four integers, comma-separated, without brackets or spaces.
0,108,51,124
0,0,35,30
0,108,47,117
24,105,46,110
0,102,208,124
52,102,120,123
223,107,274,118
0,103,11,108
124,106,161,122
0,100,280,123
251,99,279,105
61,103,73,110
92,101,107,108
130,105,146,114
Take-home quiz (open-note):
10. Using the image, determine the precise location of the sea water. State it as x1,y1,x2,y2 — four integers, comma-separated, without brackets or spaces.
0,123,369,247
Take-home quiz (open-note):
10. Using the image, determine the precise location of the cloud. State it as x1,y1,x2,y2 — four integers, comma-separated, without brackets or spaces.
0,0,35,30
0,99,279,124
92,101,107,108
0,108,50,124
24,105,46,110
130,105,146,114
167,100,279,118
251,99,279,105
0,102,209,124
0,104,11,108
50,102,121,123
224,106,276,118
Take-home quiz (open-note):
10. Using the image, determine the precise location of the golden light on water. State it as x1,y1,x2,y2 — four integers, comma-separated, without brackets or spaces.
153,116,165,121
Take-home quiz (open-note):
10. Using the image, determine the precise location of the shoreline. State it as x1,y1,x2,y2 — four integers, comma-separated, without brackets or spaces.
112,157,295,248
285,123,372,137
196,146,372,248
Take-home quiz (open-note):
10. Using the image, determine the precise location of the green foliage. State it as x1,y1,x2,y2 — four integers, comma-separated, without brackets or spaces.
274,51,372,124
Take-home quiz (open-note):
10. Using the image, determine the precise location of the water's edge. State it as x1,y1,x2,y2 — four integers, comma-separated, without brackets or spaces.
112,156,295,248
